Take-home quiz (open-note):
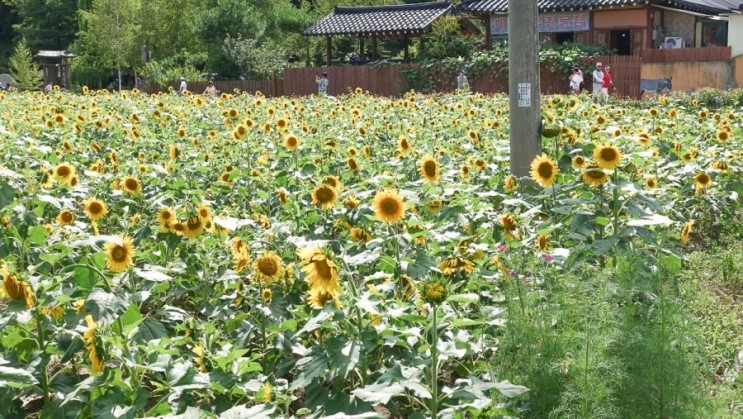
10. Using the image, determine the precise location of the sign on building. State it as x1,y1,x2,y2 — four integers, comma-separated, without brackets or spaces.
491,11,590,35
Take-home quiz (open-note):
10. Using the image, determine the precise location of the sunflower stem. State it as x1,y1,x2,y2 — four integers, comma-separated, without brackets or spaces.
430,305,439,419
612,171,619,237
34,309,50,405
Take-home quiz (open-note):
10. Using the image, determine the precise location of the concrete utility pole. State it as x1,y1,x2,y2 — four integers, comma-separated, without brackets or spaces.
508,0,541,178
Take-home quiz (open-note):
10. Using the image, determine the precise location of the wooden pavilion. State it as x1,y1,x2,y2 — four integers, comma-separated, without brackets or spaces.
303,1,453,66
36,50,76,89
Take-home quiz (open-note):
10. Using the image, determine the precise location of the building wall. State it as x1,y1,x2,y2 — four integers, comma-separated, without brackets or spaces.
641,61,735,91
733,55,743,87
593,8,647,28
730,15,743,58
663,10,695,48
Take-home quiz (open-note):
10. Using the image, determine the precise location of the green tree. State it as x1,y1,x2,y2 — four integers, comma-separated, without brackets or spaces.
78,0,140,90
2,0,79,52
8,38,42,90
138,0,205,61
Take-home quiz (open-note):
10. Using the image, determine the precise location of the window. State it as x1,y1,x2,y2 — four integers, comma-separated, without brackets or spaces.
701,21,728,47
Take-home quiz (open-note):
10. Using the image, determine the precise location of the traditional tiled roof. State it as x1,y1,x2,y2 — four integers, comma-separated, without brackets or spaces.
304,1,453,37
457,0,738,15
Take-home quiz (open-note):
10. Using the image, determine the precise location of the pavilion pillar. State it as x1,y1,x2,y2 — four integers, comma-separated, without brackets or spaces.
326,36,332,67
484,15,492,50
371,35,378,60
359,36,365,63
404,36,410,62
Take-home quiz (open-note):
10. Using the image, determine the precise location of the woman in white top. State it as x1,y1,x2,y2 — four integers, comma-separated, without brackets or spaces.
569,67,583,94
592,62,604,98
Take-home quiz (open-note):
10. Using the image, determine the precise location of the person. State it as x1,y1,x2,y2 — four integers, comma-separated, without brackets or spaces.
602,65,614,97
178,77,187,95
456,71,469,91
316,72,329,96
592,62,604,99
203,80,216,95
569,66,583,94
44,82,53,94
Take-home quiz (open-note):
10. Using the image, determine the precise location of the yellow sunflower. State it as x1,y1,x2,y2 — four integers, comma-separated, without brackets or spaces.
103,235,135,272
308,289,341,309
253,252,285,283
593,144,622,170
2,265,35,308
373,190,405,223
529,154,559,188
645,176,658,190
536,233,550,251
397,136,412,155
571,155,586,169
680,220,694,245
184,216,203,238
693,171,712,191
503,175,517,192
499,213,520,240
196,204,212,222
56,209,75,225
582,165,609,186
716,130,730,143
54,163,76,184
83,198,108,221
312,185,338,210
298,247,341,296
120,176,142,195
347,157,360,172
419,156,440,183
439,257,474,276
283,134,299,151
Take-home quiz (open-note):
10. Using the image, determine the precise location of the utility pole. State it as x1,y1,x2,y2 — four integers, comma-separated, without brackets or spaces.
508,0,541,178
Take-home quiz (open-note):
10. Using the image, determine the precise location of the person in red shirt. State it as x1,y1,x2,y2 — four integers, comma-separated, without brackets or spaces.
602,65,614,97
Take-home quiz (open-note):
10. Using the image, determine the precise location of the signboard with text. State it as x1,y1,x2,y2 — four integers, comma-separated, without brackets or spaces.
490,11,590,35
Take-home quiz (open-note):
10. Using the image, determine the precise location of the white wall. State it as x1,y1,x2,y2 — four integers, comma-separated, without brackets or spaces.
730,15,743,58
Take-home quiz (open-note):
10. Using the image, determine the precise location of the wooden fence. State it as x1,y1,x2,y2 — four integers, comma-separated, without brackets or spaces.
136,47,733,99
641,46,731,63
283,65,417,97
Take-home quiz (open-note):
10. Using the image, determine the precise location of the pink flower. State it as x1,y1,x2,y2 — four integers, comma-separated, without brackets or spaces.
497,243,508,252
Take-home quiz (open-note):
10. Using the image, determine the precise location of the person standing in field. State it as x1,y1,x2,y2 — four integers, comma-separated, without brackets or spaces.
457,70,469,91
569,66,583,94
592,62,604,99
316,72,329,96
602,65,614,97
178,77,188,95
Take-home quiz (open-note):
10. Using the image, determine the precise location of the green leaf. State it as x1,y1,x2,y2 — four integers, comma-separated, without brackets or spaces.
134,318,168,343
112,304,143,335
0,183,16,210
85,289,128,324
0,365,38,388
352,381,405,405
660,254,682,276
27,225,48,246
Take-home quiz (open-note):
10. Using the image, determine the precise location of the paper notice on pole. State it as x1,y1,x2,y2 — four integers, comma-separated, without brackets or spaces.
518,83,531,107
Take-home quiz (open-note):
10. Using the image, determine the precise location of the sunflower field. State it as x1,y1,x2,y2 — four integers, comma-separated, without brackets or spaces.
0,87,741,418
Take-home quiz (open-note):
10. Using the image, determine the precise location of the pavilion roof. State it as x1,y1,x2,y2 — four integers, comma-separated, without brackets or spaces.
304,1,453,37
456,0,737,15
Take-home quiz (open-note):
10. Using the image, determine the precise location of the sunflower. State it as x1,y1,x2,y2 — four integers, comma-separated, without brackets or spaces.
276,117,287,130
536,233,550,251
196,204,212,222
344,196,360,208
571,155,586,169
439,257,475,276
529,154,559,188
467,129,479,141
347,157,360,172
84,315,104,374
83,198,108,221
349,227,371,243
716,130,730,143
276,188,289,205
373,190,405,223
283,134,299,151
474,158,487,171
169,144,179,160
363,145,372,158
157,206,175,228
680,220,694,245
503,175,517,192
419,156,440,183
121,176,142,195
56,209,75,225
261,288,273,303
312,185,337,210
253,252,285,283
54,163,76,184
2,265,35,308
321,176,341,190
397,136,412,155
499,213,520,240
693,171,712,191
184,216,203,238
103,235,135,272
593,144,622,170
582,165,609,186
712,161,729,172
232,249,251,273
308,289,341,309
421,277,448,305
298,247,341,296
177,126,186,138
645,176,658,189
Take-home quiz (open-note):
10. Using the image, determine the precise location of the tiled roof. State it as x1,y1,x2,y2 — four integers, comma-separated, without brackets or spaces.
457,0,739,15
304,1,453,37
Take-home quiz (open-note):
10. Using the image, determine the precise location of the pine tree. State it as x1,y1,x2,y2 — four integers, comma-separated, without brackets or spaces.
9,39,42,90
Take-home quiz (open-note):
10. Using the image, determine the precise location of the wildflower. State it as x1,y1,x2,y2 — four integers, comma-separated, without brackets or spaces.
419,156,440,183
253,252,285,283
529,154,559,188
373,190,405,223
103,236,135,272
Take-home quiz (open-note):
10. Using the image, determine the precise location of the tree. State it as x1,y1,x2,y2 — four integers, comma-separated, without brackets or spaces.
8,38,42,90
2,0,79,52
222,35,287,79
78,0,140,91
